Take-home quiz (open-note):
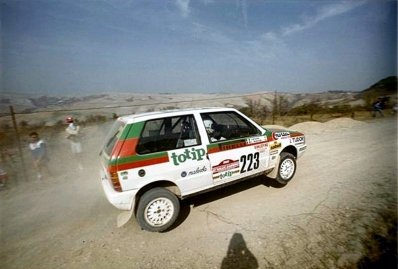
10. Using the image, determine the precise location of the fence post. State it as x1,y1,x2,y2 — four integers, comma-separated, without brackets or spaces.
272,90,277,125
9,105,28,181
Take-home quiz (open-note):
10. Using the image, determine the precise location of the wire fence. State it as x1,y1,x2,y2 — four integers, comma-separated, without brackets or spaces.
0,91,392,187
0,92,276,185
1,92,271,115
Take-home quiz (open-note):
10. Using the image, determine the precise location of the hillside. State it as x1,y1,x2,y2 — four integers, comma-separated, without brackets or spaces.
360,76,397,106
1,76,396,126
361,76,397,96
1,91,362,115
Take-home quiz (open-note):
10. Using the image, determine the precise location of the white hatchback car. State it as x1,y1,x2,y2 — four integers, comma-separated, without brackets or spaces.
100,108,306,232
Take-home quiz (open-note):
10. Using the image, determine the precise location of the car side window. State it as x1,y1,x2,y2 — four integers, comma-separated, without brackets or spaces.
201,112,261,143
136,115,201,154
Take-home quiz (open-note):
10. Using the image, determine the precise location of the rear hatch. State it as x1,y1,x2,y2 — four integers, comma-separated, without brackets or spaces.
100,119,127,175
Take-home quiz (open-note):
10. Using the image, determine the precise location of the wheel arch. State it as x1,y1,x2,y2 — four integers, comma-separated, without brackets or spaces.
266,145,297,179
134,181,181,213
281,145,297,158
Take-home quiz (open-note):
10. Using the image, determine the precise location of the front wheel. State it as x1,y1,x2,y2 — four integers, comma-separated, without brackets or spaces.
136,187,180,232
275,152,296,185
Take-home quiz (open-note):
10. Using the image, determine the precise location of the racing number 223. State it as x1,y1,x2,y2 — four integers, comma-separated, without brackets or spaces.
240,152,259,173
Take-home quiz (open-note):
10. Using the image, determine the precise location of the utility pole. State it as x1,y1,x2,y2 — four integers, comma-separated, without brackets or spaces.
9,106,28,181
272,90,277,125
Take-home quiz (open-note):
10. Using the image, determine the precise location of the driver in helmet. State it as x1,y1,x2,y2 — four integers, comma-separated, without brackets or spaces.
203,118,225,142
203,119,214,135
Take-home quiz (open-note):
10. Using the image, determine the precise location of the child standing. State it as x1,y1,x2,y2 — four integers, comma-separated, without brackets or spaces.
29,132,49,180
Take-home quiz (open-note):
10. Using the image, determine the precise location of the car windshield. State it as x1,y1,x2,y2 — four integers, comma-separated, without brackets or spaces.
102,120,125,156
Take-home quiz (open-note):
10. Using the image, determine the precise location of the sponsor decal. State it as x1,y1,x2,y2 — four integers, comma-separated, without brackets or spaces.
273,131,290,140
120,170,129,180
212,159,239,174
299,146,307,152
220,171,233,179
181,171,187,177
170,148,206,166
220,141,247,151
270,150,279,155
254,143,267,152
215,170,240,180
138,169,145,177
246,136,266,145
212,159,240,180
188,166,207,176
291,136,305,144
270,141,282,150
208,138,267,154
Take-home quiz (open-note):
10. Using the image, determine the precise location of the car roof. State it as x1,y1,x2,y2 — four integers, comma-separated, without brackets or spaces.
119,107,238,123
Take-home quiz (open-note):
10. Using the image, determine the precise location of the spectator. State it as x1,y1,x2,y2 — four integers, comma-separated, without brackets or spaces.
29,132,50,180
392,102,398,115
65,116,84,170
372,99,384,117
0,166,7,188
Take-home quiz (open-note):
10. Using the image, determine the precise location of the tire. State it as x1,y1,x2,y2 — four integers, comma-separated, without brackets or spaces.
136,187,180,232
275,152,296,185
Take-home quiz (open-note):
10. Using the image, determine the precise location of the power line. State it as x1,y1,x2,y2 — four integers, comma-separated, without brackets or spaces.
5,92,272,116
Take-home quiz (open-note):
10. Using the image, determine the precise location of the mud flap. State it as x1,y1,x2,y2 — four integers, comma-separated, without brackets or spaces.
266,155,280,179
117,209,134,228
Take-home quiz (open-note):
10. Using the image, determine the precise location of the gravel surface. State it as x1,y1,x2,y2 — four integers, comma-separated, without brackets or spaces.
1,117,396,269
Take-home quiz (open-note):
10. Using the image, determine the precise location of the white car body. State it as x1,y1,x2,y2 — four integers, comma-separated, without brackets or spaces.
99,107,306,231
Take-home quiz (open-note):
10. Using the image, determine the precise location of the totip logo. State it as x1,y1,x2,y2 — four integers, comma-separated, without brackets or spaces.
170,147,206,166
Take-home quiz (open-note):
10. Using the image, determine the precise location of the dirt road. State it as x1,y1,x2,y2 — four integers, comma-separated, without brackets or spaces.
1,117,396,269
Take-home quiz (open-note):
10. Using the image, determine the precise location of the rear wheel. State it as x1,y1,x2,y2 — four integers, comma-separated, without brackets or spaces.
136,187,180,232
275,152,296,185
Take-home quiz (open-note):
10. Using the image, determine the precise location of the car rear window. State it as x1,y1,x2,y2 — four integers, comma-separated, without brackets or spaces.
102,120,126,156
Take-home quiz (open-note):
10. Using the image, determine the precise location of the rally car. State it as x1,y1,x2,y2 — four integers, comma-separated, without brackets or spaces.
99,108,306,232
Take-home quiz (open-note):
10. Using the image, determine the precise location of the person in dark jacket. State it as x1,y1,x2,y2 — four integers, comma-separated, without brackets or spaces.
372,98,384,117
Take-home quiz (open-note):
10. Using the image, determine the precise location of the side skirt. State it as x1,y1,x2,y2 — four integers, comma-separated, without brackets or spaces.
181,171,265,200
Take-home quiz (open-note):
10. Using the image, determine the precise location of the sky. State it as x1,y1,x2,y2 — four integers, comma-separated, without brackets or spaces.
1,0,397,94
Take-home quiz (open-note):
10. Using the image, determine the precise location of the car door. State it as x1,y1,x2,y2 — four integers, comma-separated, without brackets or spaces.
200,111,268,186
134,114,213,195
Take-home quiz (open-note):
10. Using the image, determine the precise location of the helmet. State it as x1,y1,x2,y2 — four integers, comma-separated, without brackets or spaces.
180,121,191,139
203,119,214,134
65,116,74,123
